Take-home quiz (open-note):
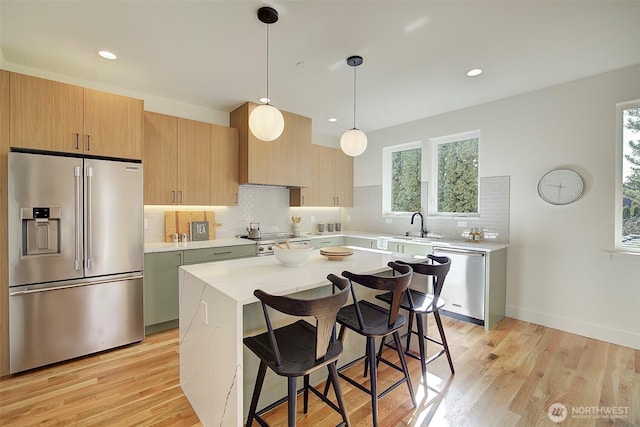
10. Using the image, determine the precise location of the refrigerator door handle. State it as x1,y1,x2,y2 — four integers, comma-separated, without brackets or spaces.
74,166,82,270
86,166,93,269
9,275,145,295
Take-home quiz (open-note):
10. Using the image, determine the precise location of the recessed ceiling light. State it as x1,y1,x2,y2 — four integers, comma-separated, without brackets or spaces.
98,50,117,60
328,117,338,123
467,68,483,77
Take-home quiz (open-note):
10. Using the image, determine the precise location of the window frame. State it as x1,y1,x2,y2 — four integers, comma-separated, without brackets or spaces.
428,130,480,217
616,100,640,253
382,140,423,216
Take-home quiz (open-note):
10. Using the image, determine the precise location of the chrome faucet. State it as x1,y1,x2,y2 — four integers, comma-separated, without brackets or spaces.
411,212,426,238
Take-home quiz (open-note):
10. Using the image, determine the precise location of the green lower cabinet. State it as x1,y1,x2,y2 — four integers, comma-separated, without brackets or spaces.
311,236,346,249
144,251,182,334
144,244,255,335
182,244,255,264
345,236,376,249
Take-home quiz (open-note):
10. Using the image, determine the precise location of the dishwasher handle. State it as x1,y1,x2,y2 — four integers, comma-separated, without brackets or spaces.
432,246,485,257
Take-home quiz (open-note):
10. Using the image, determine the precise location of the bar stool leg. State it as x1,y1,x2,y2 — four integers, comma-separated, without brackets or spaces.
288,377,297,427
434,311,455,374
405,312,414,353
367,336,379,427
415,312,427,382
303,374,310,413
246,362,268,427
393,331,417,408
328,362,351,427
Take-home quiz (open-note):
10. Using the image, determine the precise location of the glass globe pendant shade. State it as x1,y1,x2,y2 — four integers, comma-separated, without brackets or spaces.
249,104,285,142
340,128,367,157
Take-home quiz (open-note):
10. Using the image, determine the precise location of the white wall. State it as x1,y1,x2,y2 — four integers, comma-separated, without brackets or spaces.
353,64,640,349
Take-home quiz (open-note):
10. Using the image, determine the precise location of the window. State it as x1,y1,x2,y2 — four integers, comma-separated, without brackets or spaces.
619,101,640,251
382,131,479,217
430,131,479,215
382,141,422,214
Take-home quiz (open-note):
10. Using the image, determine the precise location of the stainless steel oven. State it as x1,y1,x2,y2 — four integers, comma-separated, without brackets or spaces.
238,233,310,256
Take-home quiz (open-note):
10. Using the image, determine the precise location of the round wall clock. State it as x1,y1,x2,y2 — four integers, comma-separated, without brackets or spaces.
537,168,584,205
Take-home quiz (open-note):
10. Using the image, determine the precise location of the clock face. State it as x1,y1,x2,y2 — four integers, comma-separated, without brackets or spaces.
537,169,584,205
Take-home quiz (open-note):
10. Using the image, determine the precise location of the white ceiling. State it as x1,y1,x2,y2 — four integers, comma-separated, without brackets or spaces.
2,1,639,137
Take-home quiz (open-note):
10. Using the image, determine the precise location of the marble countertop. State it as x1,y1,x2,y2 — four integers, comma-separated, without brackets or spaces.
180,246,413,305
146,231,507,254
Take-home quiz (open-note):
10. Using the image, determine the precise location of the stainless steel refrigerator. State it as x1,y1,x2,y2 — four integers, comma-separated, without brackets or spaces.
8,151,144,374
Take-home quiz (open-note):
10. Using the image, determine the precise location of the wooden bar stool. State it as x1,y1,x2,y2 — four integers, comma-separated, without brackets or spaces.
375,254,454,382
328,262,416,427
243,274,351,427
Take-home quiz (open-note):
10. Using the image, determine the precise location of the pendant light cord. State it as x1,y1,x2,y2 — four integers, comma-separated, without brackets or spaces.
352,65,357,129
265,24,270,104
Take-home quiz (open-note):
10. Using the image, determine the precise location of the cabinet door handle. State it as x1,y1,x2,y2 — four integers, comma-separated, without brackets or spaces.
235,193,238,204
212,251,232,256
336,196,339,206
178,252,183,266
171,190,176,203
86,135,91,151
75,133,79,150
179,191,183,203
301,195,305,205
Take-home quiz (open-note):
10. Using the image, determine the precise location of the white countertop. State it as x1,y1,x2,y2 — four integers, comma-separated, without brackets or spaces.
180,246,415,305
145,231,507,254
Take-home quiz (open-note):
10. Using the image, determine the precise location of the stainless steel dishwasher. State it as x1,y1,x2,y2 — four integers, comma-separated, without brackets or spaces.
432,246,486,325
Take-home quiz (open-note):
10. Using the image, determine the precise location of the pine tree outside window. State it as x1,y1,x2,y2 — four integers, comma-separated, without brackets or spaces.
383,141,422,214
618,101,640,251
431,131,479,215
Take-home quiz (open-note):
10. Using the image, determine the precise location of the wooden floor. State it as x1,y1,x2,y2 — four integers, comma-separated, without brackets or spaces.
1,317,638,426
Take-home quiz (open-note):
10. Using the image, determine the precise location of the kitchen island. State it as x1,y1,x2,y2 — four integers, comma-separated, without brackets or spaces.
178,247,411,427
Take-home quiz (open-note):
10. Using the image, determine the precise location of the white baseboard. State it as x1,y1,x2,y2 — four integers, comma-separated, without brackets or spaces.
505,305,640,350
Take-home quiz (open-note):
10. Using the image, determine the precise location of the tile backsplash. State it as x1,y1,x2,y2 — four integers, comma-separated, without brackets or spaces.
143,185,342,243
144,177,509,243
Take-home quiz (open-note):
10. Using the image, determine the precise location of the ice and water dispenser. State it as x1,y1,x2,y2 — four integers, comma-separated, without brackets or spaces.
21,207,61,256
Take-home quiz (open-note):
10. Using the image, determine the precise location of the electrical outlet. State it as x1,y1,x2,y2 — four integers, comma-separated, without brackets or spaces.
200,301,208,325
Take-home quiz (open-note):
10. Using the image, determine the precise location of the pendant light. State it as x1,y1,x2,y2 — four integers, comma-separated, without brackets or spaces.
340,55,367,157
249,6,284,142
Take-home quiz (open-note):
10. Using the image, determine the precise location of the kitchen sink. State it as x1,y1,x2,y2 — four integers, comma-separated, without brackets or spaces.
392,235,448,245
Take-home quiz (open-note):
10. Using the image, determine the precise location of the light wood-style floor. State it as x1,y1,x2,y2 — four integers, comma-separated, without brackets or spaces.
1,317,638,426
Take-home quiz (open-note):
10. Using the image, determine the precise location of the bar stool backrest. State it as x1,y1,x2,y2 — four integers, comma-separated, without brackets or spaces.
253,274,350,364
342,261,413,329
397,254,451,309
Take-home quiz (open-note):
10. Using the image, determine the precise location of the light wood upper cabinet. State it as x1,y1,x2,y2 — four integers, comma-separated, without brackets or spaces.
143,112,178,204
83,88,142,159
1,69,10,375
211,124,239,206
334,148,354,206
290,145,353,207
143,112,238,206
9,72,142,159
177,118,211,206
230,102,311,187
10,73,83,153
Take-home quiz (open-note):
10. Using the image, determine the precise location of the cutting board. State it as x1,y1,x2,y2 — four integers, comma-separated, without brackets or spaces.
164,211,220,242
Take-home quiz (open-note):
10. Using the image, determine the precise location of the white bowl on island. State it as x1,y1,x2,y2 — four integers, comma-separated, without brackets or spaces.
273,243,314,267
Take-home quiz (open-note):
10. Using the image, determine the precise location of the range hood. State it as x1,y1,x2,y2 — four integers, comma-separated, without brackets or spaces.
230,102,312,188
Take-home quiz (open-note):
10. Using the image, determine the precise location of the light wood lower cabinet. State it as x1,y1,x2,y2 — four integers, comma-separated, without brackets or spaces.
9,72,142,159
144,245,254,334
290,145,353,207
143,111,239,206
